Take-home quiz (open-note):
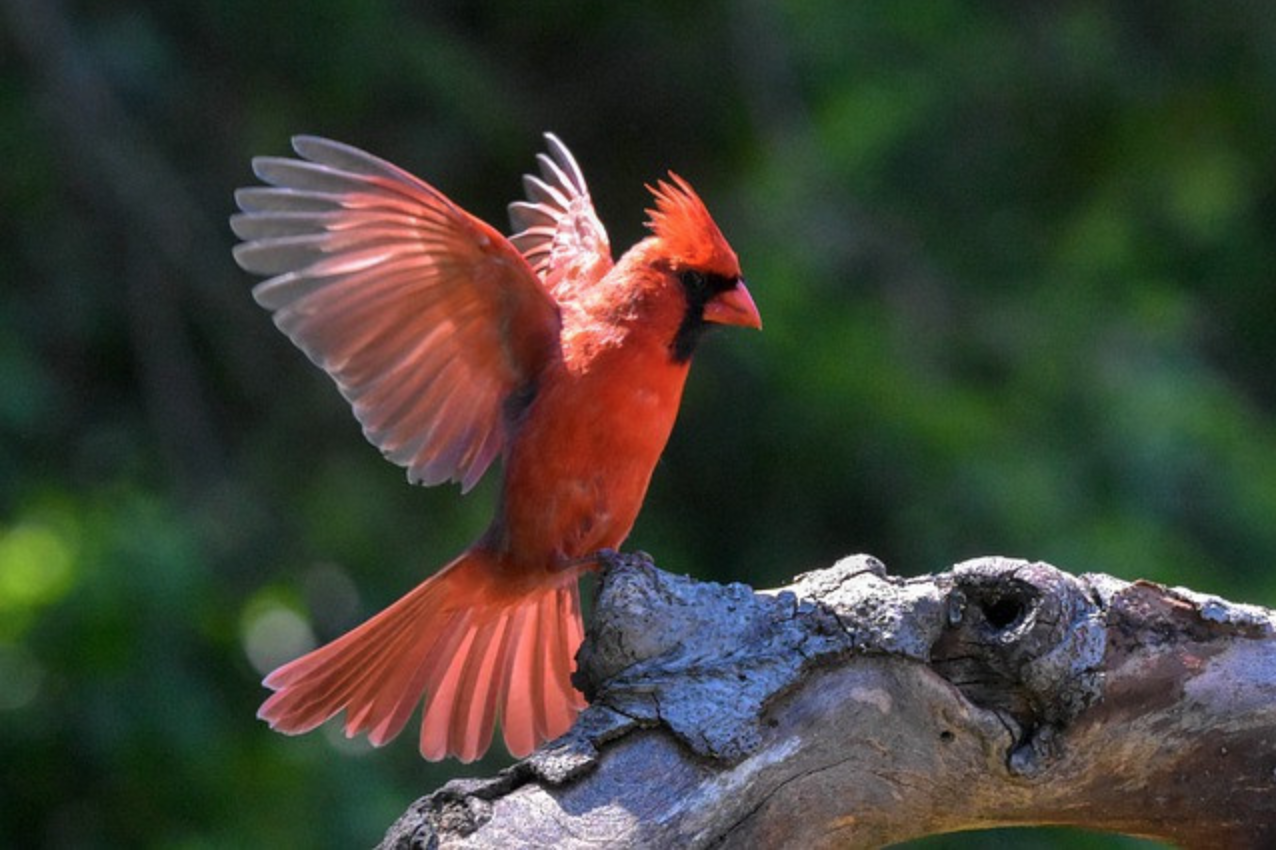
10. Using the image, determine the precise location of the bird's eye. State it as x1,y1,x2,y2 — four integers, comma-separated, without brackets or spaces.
679,270,708,297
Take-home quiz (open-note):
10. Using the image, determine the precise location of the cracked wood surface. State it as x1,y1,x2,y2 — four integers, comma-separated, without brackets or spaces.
379,554,1276,849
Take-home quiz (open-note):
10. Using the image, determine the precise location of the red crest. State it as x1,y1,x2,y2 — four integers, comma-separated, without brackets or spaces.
644,174,740,277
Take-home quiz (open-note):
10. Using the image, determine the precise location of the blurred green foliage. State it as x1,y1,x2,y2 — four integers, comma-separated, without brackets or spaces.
2,1,1274,847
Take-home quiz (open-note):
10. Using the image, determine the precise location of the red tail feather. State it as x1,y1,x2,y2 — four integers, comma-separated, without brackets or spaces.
258,550,586,762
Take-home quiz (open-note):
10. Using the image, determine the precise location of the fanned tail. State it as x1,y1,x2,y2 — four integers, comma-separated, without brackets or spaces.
257,550,587,762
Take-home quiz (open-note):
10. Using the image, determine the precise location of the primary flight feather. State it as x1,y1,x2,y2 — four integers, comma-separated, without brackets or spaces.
231,133,761,761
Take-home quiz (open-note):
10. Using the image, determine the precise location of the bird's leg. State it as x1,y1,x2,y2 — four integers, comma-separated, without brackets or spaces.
559,547,621,572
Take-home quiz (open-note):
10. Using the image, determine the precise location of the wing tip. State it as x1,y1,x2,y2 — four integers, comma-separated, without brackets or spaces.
291,134,345,162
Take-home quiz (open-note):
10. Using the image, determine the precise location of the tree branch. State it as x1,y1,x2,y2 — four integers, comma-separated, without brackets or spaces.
379,554,1276,848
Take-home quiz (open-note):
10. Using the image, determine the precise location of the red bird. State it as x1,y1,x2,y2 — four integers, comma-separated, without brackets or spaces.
231,133,760,762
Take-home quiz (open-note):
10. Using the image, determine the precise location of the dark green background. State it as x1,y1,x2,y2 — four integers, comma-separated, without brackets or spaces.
3,1,1272,847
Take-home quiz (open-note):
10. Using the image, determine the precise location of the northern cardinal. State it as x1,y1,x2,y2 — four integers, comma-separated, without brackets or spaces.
231,133,760,762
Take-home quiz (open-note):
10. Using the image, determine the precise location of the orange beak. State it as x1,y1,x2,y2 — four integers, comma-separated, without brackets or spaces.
703,280,762,329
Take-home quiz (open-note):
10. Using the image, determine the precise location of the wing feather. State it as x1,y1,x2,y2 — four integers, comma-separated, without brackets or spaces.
232,136,561,491
507,133,613,298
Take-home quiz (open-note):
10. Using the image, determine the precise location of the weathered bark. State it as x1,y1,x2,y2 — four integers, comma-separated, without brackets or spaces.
379,554,1276,849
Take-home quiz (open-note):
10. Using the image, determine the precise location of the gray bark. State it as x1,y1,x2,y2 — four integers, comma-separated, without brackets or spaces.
379,553,1276,849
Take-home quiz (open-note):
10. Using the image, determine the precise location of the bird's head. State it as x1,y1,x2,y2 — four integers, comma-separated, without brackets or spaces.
643,174,761,361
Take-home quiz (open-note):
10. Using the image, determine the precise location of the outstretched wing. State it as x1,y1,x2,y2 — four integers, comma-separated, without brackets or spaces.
508,133,613,300
231,136,561,492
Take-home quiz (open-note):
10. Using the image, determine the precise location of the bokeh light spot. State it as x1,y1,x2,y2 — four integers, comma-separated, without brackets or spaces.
0,522,77,620
0,643,44,711
242,604,316,676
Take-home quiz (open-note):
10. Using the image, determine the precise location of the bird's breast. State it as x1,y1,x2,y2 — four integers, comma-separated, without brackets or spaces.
491,347,690,565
